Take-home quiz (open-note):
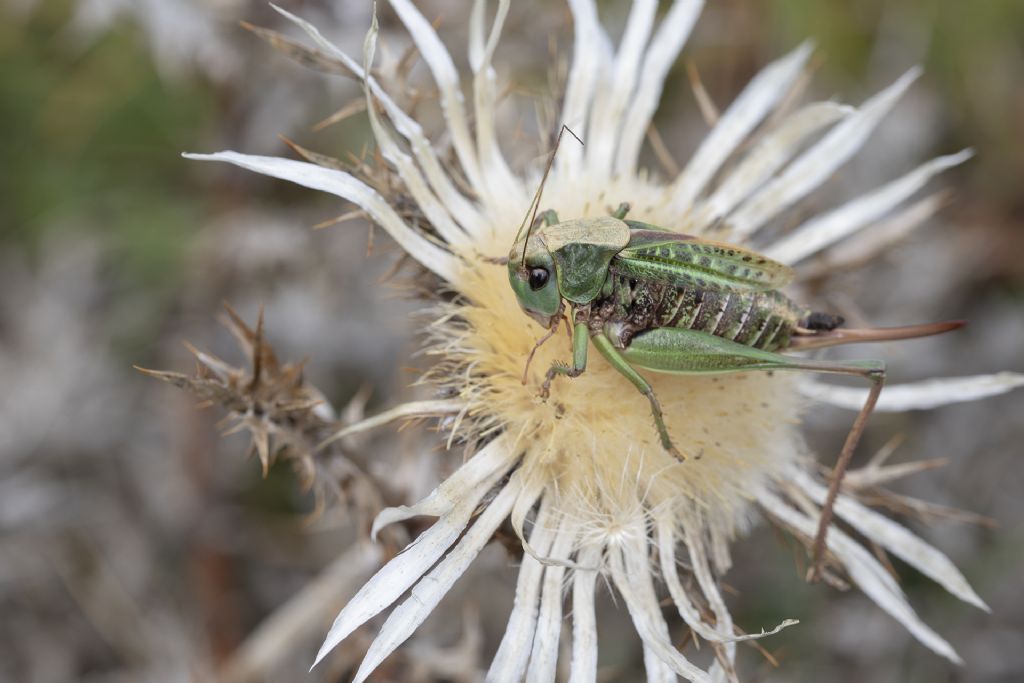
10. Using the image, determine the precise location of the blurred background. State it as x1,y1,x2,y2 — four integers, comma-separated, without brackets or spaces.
1,0,1022,681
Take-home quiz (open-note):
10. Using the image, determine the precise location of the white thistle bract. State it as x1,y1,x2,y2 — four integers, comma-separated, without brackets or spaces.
187,1,1024,680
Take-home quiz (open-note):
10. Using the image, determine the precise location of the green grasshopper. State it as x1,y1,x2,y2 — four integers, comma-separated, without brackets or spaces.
504,129,962,578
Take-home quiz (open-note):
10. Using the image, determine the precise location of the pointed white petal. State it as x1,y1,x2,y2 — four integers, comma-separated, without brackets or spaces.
372,434,515,536
765,150,972,263
731,68,921,237
360,13,468,246
643,646,678,683
658,513,796,647
508,470,545,540
270,4,483,233
701,102,851,220
608,535,712,682
586,0,658,176
707,516,734,575
657,514,734,641
670,42,814,210
680,512,736,673
508,470,591,571
789,468,988,610
568,544,602,683
467,0,504,70
560,0,612,174
470,0,519,199
487,496,557,682
613,0,704,175
526,517,578,682
352,475,523,683
184,152,459,282
709,662,729,683
318,399,464,450
508,471,569,566
799,372,1024,412
758,488,962,663
389,0,483,191
313,451,513,667
798,191,947,279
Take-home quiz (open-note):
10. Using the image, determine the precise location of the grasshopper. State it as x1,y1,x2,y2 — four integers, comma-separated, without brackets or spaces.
504,129,962,579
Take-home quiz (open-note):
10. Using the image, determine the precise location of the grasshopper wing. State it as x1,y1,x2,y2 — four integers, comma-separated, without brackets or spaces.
613,231,795,292
542,216,631,303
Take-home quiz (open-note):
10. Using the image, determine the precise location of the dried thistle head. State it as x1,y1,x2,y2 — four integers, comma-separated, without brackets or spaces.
139,305,336,487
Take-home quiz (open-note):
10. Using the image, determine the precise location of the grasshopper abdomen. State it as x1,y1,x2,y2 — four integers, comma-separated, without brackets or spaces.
599,274,808,353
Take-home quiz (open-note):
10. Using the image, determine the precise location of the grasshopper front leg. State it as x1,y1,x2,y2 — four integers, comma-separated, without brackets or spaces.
539,324,686,460
540,321,589,399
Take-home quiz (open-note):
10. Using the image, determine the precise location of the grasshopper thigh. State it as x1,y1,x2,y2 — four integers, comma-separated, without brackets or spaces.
622,327,884,378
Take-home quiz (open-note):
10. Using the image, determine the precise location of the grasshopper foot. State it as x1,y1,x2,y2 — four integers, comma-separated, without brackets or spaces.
643,389,687,462
540,361,575,400
662,439,688,463
538,367,560,401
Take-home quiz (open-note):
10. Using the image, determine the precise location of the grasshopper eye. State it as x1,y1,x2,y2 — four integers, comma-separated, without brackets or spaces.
528,267,549,290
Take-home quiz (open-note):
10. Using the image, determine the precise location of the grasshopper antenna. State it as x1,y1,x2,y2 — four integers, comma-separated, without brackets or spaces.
514,124,584,267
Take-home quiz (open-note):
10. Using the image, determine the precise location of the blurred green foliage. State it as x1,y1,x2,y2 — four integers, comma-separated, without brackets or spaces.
0,0,217,288
771,0,1024,211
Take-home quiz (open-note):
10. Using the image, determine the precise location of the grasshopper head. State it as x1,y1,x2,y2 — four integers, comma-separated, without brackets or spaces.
508,234,562,329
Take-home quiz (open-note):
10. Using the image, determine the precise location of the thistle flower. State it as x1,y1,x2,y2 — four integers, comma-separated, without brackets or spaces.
184,1,1024,680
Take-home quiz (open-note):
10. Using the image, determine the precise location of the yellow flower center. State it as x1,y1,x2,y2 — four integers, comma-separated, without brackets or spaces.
442,210,808,526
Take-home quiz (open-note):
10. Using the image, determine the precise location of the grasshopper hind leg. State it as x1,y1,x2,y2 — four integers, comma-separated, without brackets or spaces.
808,366,885,583
590,333,687,461
618,326,888,579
